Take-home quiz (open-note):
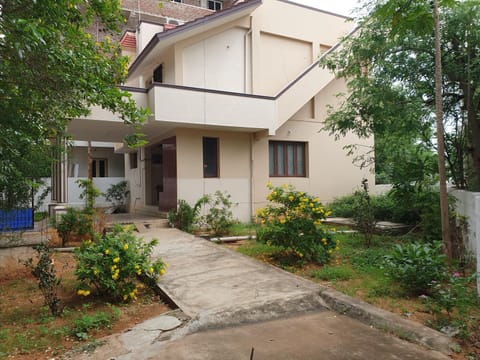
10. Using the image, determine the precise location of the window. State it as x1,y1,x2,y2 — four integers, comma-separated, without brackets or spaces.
153,64,163,83
203,137,219,178
130,152,138,169
207,0,222,10
171,0,183,3
269,141,306,177
92,159,108,178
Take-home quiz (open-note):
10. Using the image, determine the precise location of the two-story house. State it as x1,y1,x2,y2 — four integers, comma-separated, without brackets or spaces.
66,0,374,221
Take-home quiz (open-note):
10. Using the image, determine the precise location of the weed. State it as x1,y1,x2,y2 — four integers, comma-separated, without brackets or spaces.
310,266,354,281
72,309,118,340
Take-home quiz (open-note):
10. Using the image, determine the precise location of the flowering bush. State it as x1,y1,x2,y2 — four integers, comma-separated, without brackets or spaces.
74,225,166,303
256,184,337,264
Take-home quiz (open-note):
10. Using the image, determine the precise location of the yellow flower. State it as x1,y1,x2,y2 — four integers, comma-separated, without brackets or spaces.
123,294,128,301
280,219,286,224
335,246,340,251
328,249,333,254
112,273,119,280
123,244,129,251
288,195,294,201
113,257,120,263
325,211,332,217
111,265,117,271
77,289,90,296
313,198,319,203
309,203,314,207
160,269,166,276
105,249,110,255
93,268,99,276
148,267,154,274
272,191,277,196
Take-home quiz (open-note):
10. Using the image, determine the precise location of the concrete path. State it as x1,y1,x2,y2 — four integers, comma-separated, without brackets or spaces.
70,227,455,360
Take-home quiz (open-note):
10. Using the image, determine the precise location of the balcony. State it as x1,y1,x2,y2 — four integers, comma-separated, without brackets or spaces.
147,84,277,133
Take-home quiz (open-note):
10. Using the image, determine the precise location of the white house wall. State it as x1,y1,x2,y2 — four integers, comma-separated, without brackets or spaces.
68,147,125,178
176,128,252,221
182,27,246,92
258,31,312,96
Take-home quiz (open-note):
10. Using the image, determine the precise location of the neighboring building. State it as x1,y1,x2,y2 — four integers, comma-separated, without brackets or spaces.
65,0,374,221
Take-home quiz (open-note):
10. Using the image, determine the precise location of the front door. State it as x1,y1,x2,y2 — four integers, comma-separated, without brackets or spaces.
158,137,177,211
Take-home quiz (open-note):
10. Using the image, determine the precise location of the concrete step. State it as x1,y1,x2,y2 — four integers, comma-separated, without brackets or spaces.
133,206,168,218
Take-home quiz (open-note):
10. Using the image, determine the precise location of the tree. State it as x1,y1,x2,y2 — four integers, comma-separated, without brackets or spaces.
322,0,480,189
0,0,148,207
322,0,480,254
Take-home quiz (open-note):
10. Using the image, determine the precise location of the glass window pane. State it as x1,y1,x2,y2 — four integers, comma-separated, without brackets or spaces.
287,143,294,176
297,144,305,176
203,137,218,178
269,142,275,176
277,144,284,176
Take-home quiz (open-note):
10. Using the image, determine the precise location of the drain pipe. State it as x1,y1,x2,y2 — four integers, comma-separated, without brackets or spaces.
244,16,252,94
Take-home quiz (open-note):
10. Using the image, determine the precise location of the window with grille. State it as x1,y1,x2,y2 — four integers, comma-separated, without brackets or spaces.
269,141,306,177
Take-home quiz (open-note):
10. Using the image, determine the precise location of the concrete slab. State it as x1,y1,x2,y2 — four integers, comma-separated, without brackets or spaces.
123,312,450,360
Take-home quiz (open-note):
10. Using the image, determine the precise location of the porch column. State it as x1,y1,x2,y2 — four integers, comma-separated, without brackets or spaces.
50,137,68,215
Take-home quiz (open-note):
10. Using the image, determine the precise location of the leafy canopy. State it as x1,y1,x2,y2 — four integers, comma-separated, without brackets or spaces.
0,0,148,206
322,0,480,190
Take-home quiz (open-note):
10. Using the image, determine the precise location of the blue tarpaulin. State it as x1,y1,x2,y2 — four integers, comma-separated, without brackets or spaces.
0,208,34,231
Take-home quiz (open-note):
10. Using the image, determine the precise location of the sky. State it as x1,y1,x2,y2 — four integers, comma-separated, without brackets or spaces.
290,0,361,17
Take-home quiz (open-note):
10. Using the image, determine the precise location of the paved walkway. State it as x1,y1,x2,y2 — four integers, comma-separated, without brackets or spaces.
72,227,454,360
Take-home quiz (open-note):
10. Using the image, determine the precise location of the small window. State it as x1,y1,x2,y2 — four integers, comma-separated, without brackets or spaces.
92,159,108,178
130,152,138,169
171,0,183,3
203,137,219,178
153,64,163,83
207,0,222,11
269,141,306,177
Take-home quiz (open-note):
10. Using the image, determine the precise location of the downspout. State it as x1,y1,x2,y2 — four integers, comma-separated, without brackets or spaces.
244,16,252,93
250,133,255,221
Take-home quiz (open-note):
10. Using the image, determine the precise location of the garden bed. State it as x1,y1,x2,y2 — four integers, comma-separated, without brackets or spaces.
0,252,170,359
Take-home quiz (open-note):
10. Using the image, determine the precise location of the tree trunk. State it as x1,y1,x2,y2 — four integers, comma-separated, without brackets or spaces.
433,0,452,259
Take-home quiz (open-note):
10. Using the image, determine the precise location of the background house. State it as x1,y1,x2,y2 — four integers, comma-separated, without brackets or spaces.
61,0,374,221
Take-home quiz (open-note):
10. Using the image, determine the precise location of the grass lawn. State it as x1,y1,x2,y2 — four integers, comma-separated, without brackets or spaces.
0,252,170,360
227,230,480,359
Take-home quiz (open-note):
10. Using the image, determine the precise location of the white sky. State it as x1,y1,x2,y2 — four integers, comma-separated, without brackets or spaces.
290,0,361,17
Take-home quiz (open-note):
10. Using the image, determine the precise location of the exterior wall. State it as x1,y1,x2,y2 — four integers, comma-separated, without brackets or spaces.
258,32,312,95
138,22,164,53
251,0,353,95
182,27,247,92
451,190,480,294
35,177,126,211
252,77,375,210
125,149,146,210
68,147,125,178
176,128,252,221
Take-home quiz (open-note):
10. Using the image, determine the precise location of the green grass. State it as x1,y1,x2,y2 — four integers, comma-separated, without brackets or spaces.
310,265,355,281
236,240,284,258
226,222,259,236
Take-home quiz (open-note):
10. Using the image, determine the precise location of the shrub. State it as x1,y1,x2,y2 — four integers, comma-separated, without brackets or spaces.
352,179,376,247
53,180,106,246
167,197,208,233
22,244,62,316
105,181,130,213
256,184,338,264
202,191,236,236
74,225,166,303
383,241,447,295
